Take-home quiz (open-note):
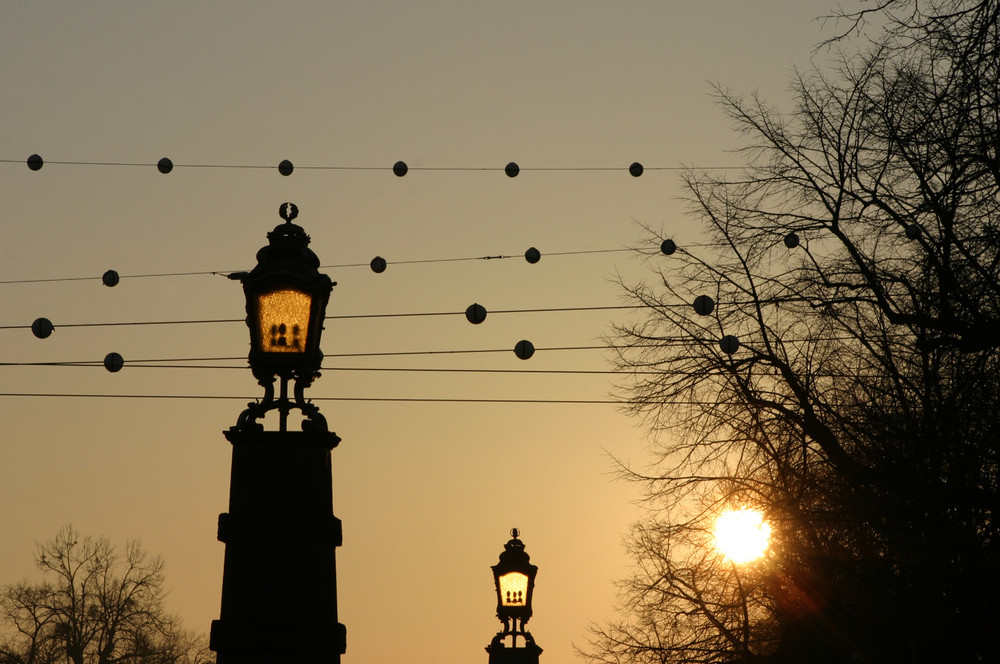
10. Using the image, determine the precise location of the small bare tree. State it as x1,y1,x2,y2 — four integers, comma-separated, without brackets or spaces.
0,527,209,664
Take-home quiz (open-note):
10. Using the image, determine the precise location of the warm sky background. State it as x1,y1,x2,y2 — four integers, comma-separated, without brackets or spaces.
2,2,844,662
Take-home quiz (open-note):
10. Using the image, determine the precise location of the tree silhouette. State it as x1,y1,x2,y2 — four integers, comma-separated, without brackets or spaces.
587,1,1000,662
0,527,209,664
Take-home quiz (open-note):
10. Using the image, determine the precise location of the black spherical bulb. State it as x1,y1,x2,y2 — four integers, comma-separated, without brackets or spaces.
31,318,54,339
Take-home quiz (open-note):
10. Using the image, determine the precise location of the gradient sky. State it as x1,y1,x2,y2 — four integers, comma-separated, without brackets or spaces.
1,2,837,662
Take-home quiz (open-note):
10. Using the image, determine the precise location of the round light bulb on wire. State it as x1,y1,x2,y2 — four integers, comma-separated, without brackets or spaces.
104,352,124,373
693,295,715,316
465,303,487,325
514,340,535,360
32,318,54,339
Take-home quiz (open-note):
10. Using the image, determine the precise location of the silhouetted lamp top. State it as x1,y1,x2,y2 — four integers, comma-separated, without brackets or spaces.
492,528,538,623
238,203,334,383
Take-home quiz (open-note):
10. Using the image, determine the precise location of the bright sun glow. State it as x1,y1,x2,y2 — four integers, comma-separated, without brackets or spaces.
713,508,771,563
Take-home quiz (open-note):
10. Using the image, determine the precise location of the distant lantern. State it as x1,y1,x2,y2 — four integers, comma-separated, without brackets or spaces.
31,317,54,339
157,157,173,174
278,159,294,176
783,232,800,249
693,295,715,316
629,162,644,177
466,303,487,325
102,270,120,287
27,154,43,171
905,224,921,239
514,340,535,360
238,203,334,384
660,239,677,255
505,162,520,178
487,529,543,663
370,256,387,274
104,352,124,373
492,529,538,622
392,161,408,177
720,335,740,355
524,247,541,264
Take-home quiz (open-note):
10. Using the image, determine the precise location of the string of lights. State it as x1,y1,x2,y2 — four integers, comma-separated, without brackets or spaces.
0,248,641,286
0,362,627,374
0,346,609,366
3,155,739,176
0,304,917,334
0,307,638,332
0,361,901,380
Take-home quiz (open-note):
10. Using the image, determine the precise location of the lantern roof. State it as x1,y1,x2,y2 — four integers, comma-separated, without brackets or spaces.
249,203,324,276
493,528,536,574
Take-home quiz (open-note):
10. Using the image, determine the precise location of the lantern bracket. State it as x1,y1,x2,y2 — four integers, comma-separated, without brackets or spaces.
489,628,537,650
233,373,328,433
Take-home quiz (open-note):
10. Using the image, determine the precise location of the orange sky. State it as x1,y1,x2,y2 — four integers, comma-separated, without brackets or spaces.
1,3,835,661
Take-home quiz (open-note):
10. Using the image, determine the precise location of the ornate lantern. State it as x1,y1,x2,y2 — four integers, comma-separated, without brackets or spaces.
232,202,335,432
487,529,542,663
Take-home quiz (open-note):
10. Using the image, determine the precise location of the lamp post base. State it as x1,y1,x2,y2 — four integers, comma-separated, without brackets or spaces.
212,427,345,664
486,639,542,664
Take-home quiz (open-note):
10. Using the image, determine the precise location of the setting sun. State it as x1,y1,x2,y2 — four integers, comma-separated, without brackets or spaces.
713,509,771,563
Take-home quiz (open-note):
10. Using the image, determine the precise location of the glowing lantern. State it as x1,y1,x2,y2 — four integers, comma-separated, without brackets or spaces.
237,203,334,385
492,528,538,625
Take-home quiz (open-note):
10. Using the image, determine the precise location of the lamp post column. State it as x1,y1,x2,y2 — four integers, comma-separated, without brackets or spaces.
210,203,346,664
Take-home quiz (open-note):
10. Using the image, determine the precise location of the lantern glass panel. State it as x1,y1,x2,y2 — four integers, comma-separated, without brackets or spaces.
256,289,312,353
499,572,529,607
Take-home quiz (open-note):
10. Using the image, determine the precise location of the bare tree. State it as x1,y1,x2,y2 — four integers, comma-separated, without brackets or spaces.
588,1,1000,662
0,527,210,664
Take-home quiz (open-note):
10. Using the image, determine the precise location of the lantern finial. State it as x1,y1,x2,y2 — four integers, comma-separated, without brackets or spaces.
279,202,299,223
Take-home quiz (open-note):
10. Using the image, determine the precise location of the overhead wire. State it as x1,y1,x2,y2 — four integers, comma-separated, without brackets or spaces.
0,390,620,404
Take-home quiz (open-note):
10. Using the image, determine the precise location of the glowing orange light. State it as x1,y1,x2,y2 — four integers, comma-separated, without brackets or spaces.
713,508,771,563
498,572,529,607
256,289,312,353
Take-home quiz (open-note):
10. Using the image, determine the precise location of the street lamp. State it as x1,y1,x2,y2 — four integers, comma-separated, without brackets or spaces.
487,529,543,664
233,201,335,432
210,203,346,664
